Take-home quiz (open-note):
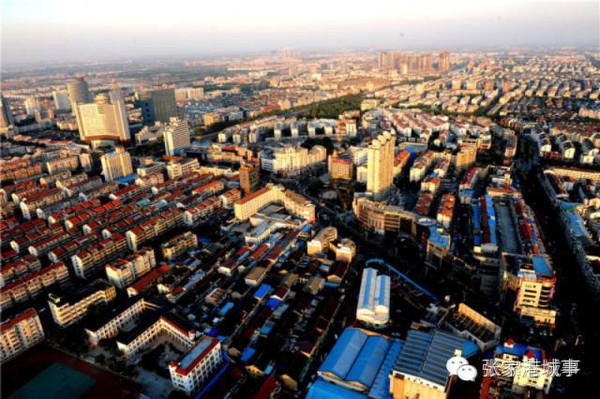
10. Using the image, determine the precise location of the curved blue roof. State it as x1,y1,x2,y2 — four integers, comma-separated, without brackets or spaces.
307,379,368,399
320,328,367,379
346,336,390,388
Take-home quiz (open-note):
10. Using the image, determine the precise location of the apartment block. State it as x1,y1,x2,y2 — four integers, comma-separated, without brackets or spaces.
0,308,44,361
48,279,117,327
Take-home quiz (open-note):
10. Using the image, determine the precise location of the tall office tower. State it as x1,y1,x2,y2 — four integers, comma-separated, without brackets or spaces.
407,55,418,73
0,96,14,127
367,130,396,201
164,117,191,156
101,146,133,181
67,77,91,110
378,52,389,70
439,51,451,71
421,53,433,72
239,163,260,194
75,90,130,147
139,89,177,125
392,52,406,70
24,97,41,116
53,91,71,111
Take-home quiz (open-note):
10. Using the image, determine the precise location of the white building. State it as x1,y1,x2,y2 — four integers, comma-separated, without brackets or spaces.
48,279,116,328
307,227,338,255
105,248,157,289
169,336,223,395
164,118,191,156
53,91,71,111
260,145,326,176
24,97,41,116
0,308,44,361
356,268,390,327
101,147,133,181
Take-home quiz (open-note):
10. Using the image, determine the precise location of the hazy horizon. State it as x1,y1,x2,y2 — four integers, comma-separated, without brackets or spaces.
2,0,599,65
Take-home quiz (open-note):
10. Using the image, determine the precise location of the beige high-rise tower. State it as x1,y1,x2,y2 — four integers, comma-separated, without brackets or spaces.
367,130,396,201
75,90,130,147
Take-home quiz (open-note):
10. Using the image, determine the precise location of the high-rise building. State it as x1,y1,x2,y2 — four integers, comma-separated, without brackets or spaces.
164,118,191,156
139,89,177,125
378,51,407,71
101,147,133,181
378,51,389,70
75,90,130,146
0,308,45,361
0,96,14,127
24,97,41,116
67,77,91,110
367,131,396,200
439,51,451,71
239,163,260,194
421,53,433,72
53,91,71,111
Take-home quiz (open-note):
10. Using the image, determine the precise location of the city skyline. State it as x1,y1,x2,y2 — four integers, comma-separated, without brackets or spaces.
1,3,599,399
2,0,599,65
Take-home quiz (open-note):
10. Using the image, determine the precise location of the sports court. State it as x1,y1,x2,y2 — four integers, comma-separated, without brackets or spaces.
8,363,96,399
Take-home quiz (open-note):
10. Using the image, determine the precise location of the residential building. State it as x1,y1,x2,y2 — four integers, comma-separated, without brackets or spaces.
240,163,260,194
0,308,44,361
328,153,354,180
367,131,396,200
48,279,116,327
101,147,133,181
0,96,14,127
53,90,71,111
307,227,338,255
161,231,198,260
260,145,326,176
164,118,191,156
166,158,200,179
105,247,157,289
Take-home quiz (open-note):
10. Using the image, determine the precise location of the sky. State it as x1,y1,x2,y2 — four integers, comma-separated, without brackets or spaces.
2,0,599,65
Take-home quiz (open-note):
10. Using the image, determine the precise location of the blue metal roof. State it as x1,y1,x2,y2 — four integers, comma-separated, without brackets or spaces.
360,268,377,309
219,302,234,316
495,343,543,360
115,173,138,184
368,340,404,399
307,379,368,399
428,226,450,249
346,336,391,388
320,328,368,379
265,298,281,309
532,255,553,278
254,284,271,300
393,329,470,388
241,347,256,362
